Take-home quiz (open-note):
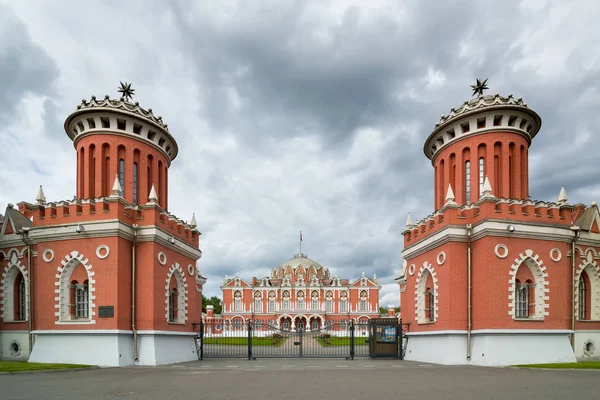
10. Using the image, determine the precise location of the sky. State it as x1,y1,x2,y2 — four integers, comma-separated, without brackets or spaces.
1,0,599,308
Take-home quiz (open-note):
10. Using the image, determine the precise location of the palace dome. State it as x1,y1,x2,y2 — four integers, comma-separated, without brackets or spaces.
271,253,330,279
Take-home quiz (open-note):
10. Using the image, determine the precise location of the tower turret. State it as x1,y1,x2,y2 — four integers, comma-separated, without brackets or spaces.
424,80,541,210
63,82,178,209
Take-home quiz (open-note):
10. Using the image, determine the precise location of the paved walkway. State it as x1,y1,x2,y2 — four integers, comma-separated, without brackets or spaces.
2,359,598,400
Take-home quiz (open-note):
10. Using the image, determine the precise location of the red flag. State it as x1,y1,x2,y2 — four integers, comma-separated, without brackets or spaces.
300,231,302,241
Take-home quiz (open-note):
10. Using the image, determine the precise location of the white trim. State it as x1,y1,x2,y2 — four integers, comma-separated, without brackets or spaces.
406,329,573,336
494,244,508,259
550,248,562,262
158,252,167,265
187,263,195,276
55,250,96,323
0,253,29,321
508,249,549,319
32,329,133,334
42,249,54,263
96,245,110,259
436,251,446,265
136,330,197,336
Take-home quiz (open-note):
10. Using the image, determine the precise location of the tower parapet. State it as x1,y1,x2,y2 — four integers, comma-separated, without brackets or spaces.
425,84,543,210
63,84,176,209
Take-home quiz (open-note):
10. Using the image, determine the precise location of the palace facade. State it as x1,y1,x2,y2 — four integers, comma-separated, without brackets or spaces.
203,253,382,335
0,85,206,366
396,85,600,366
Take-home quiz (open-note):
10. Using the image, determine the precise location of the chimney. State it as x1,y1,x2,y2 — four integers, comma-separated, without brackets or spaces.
387,305,395,317
207,305,214,317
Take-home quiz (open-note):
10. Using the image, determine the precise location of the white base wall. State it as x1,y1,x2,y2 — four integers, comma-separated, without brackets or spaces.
405,330,577,366
28,330,198,367
0,330,30,360
136,331,198,366
574,330,600,359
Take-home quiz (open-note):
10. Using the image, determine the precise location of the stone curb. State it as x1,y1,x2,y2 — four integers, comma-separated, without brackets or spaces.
0,366,101,375
509,366,600,372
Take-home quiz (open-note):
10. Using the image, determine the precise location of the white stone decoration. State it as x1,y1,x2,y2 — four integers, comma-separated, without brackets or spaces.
187,263,195,276
9,340,21,357
42,249,54,263
575,260,600,321
408,264,416,276
164,263,188,323
583,340,596,357
436,251,446,265
495,244,508,259
550,248,562,262
507,250,549,319
96,245,110,259
415,261,439,324
1,253,29,321
55,251,96,323
157,252,167,266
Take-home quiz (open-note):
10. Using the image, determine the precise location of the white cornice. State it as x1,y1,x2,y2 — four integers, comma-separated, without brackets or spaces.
0,220,201,260
402,221,578,260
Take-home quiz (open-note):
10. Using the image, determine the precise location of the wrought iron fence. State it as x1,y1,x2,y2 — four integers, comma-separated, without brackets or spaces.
193,318,409,360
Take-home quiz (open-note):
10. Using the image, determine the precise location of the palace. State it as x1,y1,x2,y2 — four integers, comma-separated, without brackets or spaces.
203,253,382,334
396,82,600,366
0,84,206,366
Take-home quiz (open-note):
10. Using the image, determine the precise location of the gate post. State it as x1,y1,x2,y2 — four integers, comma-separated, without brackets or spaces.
350,320,355,360
199,320,204,361
299,327,303,358
247,320,253,360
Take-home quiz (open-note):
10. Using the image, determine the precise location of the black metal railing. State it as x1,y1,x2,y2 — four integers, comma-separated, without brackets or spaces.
193,318,409,360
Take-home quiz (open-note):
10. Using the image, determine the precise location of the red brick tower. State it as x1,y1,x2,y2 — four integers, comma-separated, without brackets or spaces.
397,81,600,366
0,83,206,366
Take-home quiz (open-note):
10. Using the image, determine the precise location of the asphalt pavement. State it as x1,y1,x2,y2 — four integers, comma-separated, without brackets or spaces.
1,358,598,400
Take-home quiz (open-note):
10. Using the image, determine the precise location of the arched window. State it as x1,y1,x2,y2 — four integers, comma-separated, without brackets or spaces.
269,299,274,312
133,162,139,204
326,298,332,312
465,160,471,205
311,297,318,310
15,273,26,321
340,298,347,312
579,275,588,320
298,298,304,310
254,297,261,313
515,280,529,318
168,288,178,322
234,291,242,312
479,157,484,195
71,279,89,319
119,158,125,197
425,288,434,321
311,319,319,330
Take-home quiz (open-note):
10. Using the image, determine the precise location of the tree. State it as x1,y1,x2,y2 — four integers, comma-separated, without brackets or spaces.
379,306,400,315
202,295,223,314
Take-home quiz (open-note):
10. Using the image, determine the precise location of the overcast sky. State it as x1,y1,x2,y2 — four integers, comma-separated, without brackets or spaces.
1,0,599,307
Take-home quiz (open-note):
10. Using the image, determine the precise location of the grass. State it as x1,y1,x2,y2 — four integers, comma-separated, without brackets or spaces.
0,360,95,373
203,337,287,347
513,361,600,369
316,336,370,347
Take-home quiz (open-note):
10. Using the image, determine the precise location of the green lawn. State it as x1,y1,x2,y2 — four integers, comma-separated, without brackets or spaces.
0,361,95,373
203,337,287,347
513,361,600,369
316,337,370,347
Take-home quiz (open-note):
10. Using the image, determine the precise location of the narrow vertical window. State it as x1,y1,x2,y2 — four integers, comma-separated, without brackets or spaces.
465,160,471,205
269,299,274,312
254,298,261,313
168,289,177,322
133,162,139,204
312,298,318,309
340,299,347,312
360,299,366,311
515,280,529,318
75,280,89,319
119,159,125,197
425,288,434,321
105,157,111,196
17,275,26,320
326,299,332,312
579,276,587,320
479,157,484,195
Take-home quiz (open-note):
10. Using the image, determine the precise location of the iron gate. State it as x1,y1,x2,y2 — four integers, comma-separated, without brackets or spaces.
193,319,409,360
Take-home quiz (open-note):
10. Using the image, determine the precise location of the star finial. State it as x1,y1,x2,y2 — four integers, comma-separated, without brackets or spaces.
471,78,489,97
117,81,135,102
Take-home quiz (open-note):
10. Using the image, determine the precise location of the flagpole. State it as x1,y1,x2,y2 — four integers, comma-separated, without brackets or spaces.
299,230,302,255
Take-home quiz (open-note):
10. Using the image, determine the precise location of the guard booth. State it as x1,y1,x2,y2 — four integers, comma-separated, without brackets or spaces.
369,318,404,358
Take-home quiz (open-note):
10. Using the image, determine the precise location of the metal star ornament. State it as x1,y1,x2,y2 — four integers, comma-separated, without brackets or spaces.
471,78,489,97
117,81,135,101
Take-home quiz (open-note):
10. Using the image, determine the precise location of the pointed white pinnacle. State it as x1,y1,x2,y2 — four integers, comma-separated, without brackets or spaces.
36,185,46,205
147,184,158,204
189,212,197,228
481,176,494,198
110,175,123,198
405,212,413,228
445,184,456,204
557,185,568,205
